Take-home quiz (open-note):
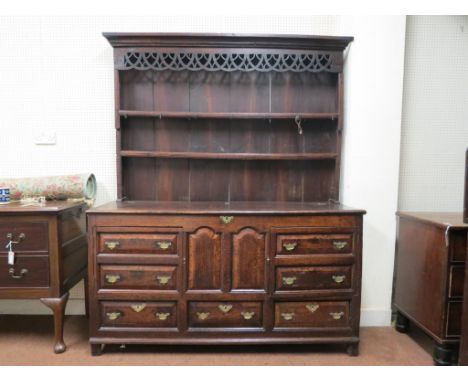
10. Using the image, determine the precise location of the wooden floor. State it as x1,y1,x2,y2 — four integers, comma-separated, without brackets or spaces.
0,315,434,365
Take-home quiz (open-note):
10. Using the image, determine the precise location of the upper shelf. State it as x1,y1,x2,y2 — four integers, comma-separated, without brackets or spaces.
119,110,339,120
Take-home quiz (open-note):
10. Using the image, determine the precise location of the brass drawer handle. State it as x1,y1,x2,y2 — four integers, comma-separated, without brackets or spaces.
130,303,146,313
156,241,172,250
306,303,319,313
155,312,171,321
105,274,121,284
220,216,234,224
330,312,345,320
283,242,297,251
333,241,347,250
196,312,210,320
8,267,28,279
241,311,255,320
156,275,171,285
332,275,346,283
218,304,233,313
281,312,295,321
282,276,297,286
106,311,122,321
6,232,26,244
104,241,120,250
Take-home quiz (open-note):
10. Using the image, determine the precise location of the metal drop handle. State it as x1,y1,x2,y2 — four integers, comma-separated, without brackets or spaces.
9,267,28,279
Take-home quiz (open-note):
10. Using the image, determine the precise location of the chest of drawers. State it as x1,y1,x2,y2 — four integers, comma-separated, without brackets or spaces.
394,212,467,365
0,201,88,353
87,201,364,355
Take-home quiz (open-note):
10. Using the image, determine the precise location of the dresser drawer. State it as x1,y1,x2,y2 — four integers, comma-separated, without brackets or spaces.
448,266,465,298
0,255,49,287
99,265,177,290
0,221,48,252
276,233,352,255
99,233,178,254
276,266,352,291
274,301,350,328
446,301,462,337
101,301,177,328
189,301,263,328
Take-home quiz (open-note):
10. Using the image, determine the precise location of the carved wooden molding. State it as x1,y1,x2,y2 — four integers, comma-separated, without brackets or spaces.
116,51,336,73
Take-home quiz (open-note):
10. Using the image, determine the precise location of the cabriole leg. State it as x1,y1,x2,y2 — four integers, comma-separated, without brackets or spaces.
40,292,69,354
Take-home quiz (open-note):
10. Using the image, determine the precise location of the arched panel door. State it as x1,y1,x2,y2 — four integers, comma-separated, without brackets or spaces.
188,227,222,290
232,227,266,291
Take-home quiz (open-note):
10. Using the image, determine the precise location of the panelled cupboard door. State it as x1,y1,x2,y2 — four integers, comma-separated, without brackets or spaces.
188,227,222,290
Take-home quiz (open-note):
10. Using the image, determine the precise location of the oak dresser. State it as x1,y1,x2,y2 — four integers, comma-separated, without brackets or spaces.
87,33,365,355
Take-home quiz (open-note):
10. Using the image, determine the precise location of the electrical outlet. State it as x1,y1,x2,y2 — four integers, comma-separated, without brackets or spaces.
34,130,56,145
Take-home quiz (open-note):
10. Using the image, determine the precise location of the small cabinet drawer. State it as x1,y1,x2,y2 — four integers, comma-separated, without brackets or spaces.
448,266,465,298
99,265,177,290
446,301,462,337
99,233,178,254
189,301,263,328
0,222,48,252
274,301,350,328
0,255,49,287
101,301,177,328
449,230,467,262
276,266,352,291
276,233,352,255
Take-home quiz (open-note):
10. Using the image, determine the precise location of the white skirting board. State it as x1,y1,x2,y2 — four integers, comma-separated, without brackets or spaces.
0,299,392,327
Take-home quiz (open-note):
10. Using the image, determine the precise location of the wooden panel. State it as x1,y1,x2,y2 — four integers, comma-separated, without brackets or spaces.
188,301,262,328
448,265,465,298
99,265,177,290
122,157,156,200
446,301,462,337
275,266,352,291
276,233,352,255
189,160,230,201
101,301,177,328
189,71,231,113
99,233,178,254
0,255,49,288
394,218,448,338
153,71,190,112
270,72,338,114
59,209,86,244
274,301,349,328
0,221,48,252
232,228,266,290
188,227,222,290
120,70,154,110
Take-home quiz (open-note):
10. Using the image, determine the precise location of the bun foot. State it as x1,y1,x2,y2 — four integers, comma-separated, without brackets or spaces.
54,342,67,354
433,344,454,366
347,343,359,356
395,311,409,333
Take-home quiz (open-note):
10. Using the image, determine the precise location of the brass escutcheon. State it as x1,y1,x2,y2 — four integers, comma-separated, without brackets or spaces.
305,303,319,313
130,303,146,313
332,275,346,283
196,312,210,320
220,216,234,224
329,312,345,320
106,311,122,321
156,241,172,250
281,312,295,321
282,276,297,286
155,312,171,321
241,311,255,320
283,242,297,251
105,274,121,284
333,241,347,250
105,241,120,250
218,304,233,313
156,275,171,285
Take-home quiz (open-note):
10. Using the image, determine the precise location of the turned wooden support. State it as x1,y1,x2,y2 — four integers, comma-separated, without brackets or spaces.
40,292,69,354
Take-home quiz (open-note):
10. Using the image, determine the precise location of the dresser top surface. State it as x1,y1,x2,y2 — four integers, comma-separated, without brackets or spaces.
0,200,86,214
88,200,365,215
396,211,468,228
